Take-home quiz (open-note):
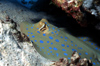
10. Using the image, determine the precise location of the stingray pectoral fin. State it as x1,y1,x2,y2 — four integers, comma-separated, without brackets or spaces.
20,22,32,32
77,36,100,63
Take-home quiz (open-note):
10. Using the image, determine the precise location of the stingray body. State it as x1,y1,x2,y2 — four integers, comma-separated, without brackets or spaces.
20,19,100,66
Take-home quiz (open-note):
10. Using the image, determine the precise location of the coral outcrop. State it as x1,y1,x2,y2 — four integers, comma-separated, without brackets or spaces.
52,0,100,27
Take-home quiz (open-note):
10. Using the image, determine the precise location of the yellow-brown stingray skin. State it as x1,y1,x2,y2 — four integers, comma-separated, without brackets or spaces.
20,19,100,66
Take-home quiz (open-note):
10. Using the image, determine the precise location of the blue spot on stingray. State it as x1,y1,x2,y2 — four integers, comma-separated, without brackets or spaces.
34,40,37,42
81,37,83,39
43,33,46,36
93,62,96,65
30,37,31,39
49,47,52,49
99,49,100,51
72,49,77,51
64,39,67,42
58,29,60,32
51,32,54,34
75,45,77,46
26,28,28,30
53,47,57,51
71,44,73,46
48,53,50,55
56,34,58,35
61,36,63,38
27,35,29,37
47,24,50,26
91,43,93,45
37,28,39,29
62,49,66,51
45,22,47,24
80,47,82,49
65,37,68,39
50,51,52,53
97,62,99,64
47,49,49,51
95,44,97,46
79,53,81,55
52,54,54,55
31,27,33,29
37,31,40,34
78,47,82,49
47,41,49,43
32,35,35,38
95,47,98,50
61,44,65,47
71,41,73,43
42,47,44,49
83,40,86,41
27,25,28,27
51,42,53,45
56,53,59,57
31,32,33,34
96,63,98,65
90,57,92,59
52,27,55,30
85,52,88,55
55,39,59,42
83,39,87,41
64,53,68,56
49,36,53,39
28,32,30,33
31,40,33,42
55,31,57,33
67,45,69,47
32,24,34,26
68,57,70,59
40,40,44,43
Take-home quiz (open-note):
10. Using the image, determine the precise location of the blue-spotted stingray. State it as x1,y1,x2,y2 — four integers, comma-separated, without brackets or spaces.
20,19,100,66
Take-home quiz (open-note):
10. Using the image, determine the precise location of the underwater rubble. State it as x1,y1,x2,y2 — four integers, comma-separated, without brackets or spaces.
52,51,93,66
52,0,100,27
0,16,93,66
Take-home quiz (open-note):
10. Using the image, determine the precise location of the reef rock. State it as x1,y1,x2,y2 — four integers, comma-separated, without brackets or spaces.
52,0,100,27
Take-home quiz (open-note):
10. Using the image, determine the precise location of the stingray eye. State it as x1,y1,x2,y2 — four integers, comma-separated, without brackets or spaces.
38,21,48,32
